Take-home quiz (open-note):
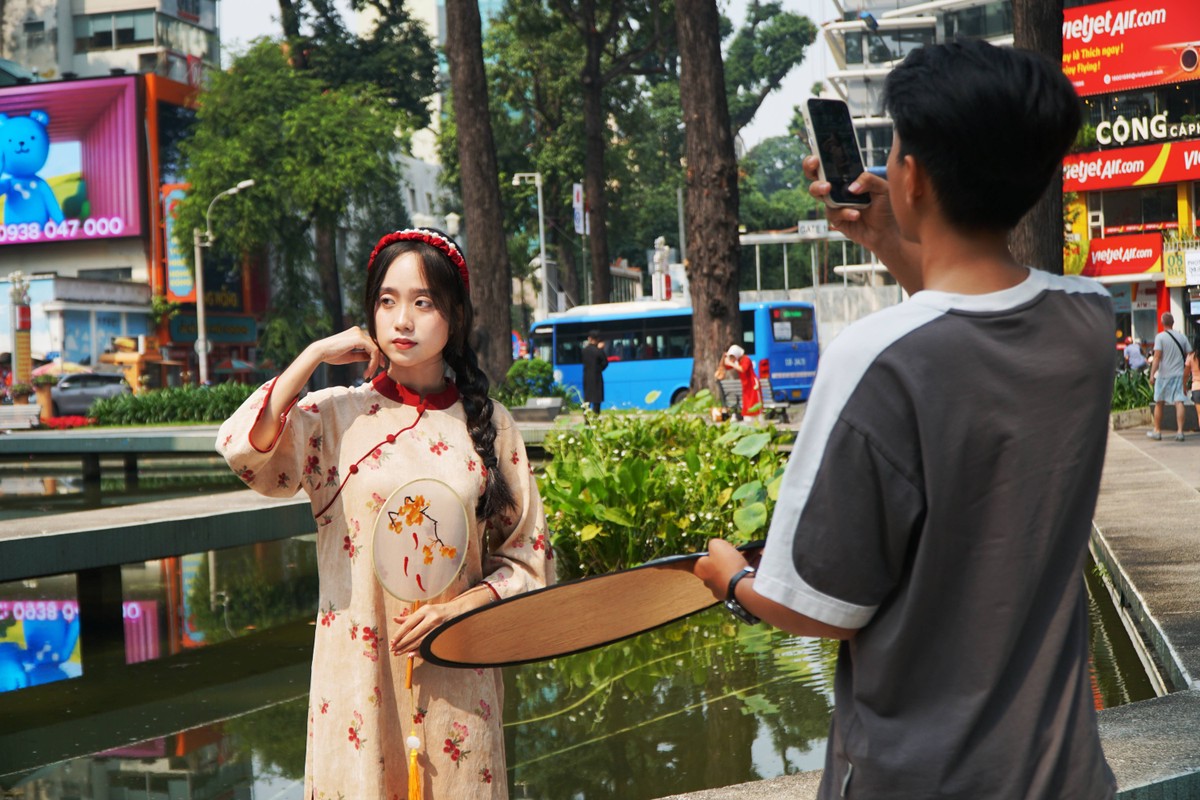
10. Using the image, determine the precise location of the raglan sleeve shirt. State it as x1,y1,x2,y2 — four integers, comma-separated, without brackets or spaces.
752,312,927,631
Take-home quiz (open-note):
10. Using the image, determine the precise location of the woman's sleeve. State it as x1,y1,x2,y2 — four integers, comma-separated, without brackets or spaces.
479,406,556,600
216,378,325,499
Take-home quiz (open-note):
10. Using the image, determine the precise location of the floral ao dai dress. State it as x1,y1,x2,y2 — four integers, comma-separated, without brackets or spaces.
217,373,555,799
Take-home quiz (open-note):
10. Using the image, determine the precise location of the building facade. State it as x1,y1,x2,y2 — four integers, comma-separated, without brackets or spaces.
819,0,1200,350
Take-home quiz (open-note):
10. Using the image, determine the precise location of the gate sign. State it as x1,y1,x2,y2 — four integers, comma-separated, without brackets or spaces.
1063,0,1200,98
1083,232,1162,278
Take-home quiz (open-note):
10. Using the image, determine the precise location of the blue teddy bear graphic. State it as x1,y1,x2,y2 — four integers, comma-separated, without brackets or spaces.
0,109,65,227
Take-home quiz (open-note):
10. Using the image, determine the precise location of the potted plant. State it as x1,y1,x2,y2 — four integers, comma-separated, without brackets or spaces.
9,382,33,405
31,373,58,420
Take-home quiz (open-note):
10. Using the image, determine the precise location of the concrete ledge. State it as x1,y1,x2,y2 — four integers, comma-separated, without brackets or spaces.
0,490,315,582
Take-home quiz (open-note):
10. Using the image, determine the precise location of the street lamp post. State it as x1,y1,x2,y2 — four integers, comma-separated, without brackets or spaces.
512,172,548,318
193,179,255,385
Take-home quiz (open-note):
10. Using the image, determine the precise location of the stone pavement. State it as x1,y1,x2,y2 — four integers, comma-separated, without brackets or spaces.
658,424,1200,800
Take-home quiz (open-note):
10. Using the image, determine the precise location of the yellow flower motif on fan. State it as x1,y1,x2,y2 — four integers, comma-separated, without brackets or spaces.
422,544,435,565
403,495,427,526
440,545,458,560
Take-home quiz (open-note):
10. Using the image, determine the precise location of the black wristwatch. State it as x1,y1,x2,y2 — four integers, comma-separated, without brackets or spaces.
724,566,760,625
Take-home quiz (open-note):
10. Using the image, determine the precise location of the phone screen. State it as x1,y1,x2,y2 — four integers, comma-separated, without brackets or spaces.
807,99,867,206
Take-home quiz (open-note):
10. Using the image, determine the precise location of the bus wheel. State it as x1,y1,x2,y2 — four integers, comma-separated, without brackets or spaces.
670,388,690,407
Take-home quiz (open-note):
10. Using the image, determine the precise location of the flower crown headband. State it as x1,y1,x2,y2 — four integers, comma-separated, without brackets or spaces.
367,228,469,292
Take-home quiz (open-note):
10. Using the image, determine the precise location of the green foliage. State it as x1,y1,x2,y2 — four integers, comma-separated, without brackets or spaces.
724,2,817,135
173,40,410,366
492,357,581,408
539,412,791,578
1112,370,1152,412
150,293,182,326
30,373,58,387
90,382,257,425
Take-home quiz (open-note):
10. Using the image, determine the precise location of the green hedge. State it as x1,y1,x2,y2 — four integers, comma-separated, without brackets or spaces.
1112,370,1152,413
90,382,257,425
539,407,791,578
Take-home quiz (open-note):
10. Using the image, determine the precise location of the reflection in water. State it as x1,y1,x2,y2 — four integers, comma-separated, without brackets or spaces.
0,459,244,521
0,548,1156,799
504,606,837,800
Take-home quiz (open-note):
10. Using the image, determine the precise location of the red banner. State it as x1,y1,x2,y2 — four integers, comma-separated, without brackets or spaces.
1083,232,1163,277
15,305,30,331
1062,0,1200,97
1063,139,1200,191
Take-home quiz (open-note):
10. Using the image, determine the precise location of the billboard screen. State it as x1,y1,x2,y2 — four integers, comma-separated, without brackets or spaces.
0,76,142,247
1082,232,1163,278
1063,0,1200,97
1062,139,1200,191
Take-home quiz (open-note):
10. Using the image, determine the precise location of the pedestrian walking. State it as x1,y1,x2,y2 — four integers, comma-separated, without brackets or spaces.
1148,312,1190,441
581,330,607,414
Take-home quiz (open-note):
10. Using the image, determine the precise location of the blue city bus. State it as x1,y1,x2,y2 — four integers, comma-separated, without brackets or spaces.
528,299,819,410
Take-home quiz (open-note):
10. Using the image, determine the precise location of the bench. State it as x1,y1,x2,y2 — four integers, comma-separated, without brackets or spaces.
717,378,789,423
0,404,41,431
758,378,791,423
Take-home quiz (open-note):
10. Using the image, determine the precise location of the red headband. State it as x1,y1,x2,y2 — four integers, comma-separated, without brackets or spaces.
367,228,469,292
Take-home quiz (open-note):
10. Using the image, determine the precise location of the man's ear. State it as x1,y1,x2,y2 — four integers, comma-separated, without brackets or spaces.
902,153,926,207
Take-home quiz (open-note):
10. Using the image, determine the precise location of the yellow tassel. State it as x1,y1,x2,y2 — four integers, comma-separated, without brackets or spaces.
406,602,421,800
408,745,421,800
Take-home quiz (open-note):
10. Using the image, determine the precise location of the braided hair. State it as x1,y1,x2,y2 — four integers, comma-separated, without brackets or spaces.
365,238,515,523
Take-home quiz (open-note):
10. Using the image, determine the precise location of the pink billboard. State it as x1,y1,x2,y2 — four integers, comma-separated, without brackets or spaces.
0,76,142,246
1062,0,1200,97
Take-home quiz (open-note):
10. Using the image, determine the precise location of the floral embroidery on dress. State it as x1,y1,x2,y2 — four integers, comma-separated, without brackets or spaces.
343,534,359,561
361,626,380,661
319,698,330,714
277,471,290,488
361,446,389,470
480,767,493,784
237,466,256,485
348,711,366,750
367,492,386,515
304,455,321,488
466,457,477,472
429,435,449,455
309,434,323,450
477,699,492,721
320,602,337,627
300,402,320,413
222,434,233,448
510,449,520,465
367,403,381,415
369,685,383,706
443,721,470,765
349,620,359,640
413,706,427,724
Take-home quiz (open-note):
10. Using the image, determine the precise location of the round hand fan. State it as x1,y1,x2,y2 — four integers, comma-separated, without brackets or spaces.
372,477,470,602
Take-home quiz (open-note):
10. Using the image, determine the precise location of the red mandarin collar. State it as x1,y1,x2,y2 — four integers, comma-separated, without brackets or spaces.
372,373,460,409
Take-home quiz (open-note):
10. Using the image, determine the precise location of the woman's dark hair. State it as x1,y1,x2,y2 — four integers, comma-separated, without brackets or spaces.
365,237,515,523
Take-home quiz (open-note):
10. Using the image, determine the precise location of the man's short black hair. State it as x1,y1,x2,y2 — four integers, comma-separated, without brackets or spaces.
884,39,1081,233
588,329,601,340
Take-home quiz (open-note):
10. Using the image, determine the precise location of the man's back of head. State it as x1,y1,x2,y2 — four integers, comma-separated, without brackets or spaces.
883,39,1081,234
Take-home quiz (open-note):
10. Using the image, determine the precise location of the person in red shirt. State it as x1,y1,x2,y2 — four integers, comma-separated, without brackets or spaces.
720,344,761,422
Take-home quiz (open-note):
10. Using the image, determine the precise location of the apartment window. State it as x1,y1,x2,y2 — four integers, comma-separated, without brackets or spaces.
1101,186,1178,235
74,11,153,52
944,2,1013,40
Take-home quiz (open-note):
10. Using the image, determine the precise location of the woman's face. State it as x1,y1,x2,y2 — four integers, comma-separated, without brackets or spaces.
374,251,451,388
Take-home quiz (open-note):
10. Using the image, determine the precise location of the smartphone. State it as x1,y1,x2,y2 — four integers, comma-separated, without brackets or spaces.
802,98,870,209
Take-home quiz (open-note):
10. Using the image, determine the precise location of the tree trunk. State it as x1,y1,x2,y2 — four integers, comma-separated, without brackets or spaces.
1011,0,1065,275
554,215,581,308
677,0,741,396
445,0,514,385
315,217,355,385
581,33,612,304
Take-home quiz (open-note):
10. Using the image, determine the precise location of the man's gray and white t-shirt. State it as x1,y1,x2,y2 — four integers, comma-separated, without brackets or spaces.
1154,329,1191,378
756,268,1117,800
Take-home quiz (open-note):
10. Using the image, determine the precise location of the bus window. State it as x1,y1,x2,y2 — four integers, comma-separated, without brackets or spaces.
556,329,586,364
740,310,756,355
771,308,814,342
531,330,553,363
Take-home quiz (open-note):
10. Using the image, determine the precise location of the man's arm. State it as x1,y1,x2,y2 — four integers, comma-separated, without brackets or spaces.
1149,345,1162,382
694,539,857,641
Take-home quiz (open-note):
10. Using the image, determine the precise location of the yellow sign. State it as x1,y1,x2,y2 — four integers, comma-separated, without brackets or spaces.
14,330,31,384
1164,248,1186,288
